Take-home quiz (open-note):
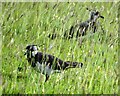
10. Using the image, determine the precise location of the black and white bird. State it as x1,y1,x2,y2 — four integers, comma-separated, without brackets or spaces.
24,45,83,82
66,9,104,39
48,9,104,40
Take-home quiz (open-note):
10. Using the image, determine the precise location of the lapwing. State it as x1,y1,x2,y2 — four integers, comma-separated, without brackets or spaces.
65,9,104,39
24,45,83,82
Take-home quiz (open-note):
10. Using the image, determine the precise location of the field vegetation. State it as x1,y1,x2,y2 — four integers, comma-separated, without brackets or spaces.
2,2,118,94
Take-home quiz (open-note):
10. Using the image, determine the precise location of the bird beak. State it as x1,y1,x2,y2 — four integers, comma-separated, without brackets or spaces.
24,52,26,55
100,15,104,19
24,50,28,59
24,50,27,55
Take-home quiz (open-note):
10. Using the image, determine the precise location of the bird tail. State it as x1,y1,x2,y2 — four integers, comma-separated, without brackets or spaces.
63,61,83,70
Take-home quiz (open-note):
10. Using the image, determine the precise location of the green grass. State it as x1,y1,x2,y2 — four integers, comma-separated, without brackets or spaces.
2,2,118,94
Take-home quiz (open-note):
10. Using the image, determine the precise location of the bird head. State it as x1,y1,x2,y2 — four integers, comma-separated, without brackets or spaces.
24,45,38,60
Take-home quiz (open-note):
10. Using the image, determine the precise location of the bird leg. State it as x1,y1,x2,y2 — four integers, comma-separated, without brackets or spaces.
45,74,49,82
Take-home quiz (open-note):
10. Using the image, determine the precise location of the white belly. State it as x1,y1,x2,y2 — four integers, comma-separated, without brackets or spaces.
34,62,61,76
35,62,53,76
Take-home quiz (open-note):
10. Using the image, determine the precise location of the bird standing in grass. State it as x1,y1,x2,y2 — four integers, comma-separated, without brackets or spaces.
66,9,104,39
24,45,83,82
49,8,104,39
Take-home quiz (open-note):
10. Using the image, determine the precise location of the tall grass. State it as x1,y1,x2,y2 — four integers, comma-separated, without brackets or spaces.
2,2,118,94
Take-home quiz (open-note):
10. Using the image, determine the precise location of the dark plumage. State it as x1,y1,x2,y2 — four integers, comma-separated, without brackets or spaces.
24,45,83,82
66,10,104,39
48,9,104,39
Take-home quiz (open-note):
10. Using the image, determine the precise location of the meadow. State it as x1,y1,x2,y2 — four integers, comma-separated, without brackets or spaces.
2,2,118,94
